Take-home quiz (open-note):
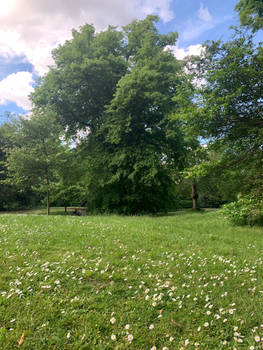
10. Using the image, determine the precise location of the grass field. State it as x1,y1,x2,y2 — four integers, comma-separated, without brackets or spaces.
0,210,263,349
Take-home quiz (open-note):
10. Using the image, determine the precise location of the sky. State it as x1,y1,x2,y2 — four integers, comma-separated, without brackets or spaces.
0,0,262,121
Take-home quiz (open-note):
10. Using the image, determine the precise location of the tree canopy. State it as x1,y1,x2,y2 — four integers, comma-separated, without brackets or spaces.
31,16,187,214
235,0,263,32
4,111,67,214
175,29,263,213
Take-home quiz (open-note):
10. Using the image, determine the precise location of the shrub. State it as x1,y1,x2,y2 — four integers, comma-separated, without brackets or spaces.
221,194,263,226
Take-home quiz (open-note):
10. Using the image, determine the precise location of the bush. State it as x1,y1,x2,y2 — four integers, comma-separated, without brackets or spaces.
179,199,193,209
221,195,263,226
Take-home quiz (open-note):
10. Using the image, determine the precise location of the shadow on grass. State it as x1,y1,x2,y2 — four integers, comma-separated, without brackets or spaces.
152,208,217,217
0,207,219,217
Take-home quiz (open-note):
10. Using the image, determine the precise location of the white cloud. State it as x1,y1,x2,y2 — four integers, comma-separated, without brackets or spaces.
0,0,174,110
138,0,174,23
171,44,204,60
0,0,174,77
198,3,212,22
181,3,214,42
0,72,34,110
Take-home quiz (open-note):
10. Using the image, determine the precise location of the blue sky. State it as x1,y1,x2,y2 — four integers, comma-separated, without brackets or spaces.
0,0,262,121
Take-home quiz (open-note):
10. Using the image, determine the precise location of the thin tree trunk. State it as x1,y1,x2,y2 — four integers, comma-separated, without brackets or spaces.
47,189,50,215
191,183,199,210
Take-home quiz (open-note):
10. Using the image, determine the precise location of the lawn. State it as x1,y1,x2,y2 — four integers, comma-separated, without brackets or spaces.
0,211,262,349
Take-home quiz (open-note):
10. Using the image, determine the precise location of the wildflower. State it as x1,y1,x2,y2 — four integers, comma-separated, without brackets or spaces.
111,334,116,341
204,322,209,327
66,332,70,339
151,347,157,350
149,324,154,330
229,309,235,314
110,317,116,324
185,339,189,346
127,334,133,342
254,335,260,342
125,324,130,330
169,336,174,342
249,346,255,350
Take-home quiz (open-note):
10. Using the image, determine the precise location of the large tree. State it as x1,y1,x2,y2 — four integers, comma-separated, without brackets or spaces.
31,16,187,213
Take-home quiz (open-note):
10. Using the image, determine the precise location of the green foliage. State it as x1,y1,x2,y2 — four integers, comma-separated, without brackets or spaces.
235,0,263,32
221,194,263,226
177,30,263,216
0,120,40,210
31,16,186,214
3,111,68,214
51,184,88,207
31,24,127,134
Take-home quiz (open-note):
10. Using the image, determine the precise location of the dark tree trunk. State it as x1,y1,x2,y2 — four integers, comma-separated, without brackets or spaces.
191,183,199,210
47,189,50,215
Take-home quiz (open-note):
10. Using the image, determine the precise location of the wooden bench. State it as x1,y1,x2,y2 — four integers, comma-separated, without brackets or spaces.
64,207,87,216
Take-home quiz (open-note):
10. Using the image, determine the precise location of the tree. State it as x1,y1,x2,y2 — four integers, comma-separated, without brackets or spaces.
31,16,187,214
4,111,67,215
0,121,21,210
235,0,263,32
31,24,128,135
177,30,263,212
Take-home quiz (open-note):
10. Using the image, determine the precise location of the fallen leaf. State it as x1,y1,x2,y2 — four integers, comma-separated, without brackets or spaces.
18,332,25,346
170,319,182,329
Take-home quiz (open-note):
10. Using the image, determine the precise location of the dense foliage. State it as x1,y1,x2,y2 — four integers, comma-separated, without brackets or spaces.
222,194,263,226
3,111,67,214
175,29,263,220
31,16,187,214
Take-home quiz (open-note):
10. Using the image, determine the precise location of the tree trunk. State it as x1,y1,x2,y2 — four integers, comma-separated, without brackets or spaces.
191,183,199,210
47,189,50,215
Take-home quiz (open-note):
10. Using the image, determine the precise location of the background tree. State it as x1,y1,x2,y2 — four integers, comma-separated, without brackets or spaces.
235,0,263,32
4,111,67,215
175,29,263,222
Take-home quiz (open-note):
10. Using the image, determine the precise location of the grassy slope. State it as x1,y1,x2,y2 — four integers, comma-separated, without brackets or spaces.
0,211,262,349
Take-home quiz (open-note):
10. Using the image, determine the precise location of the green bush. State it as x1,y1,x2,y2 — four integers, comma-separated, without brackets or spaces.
221,195,263,226
179,199,193,209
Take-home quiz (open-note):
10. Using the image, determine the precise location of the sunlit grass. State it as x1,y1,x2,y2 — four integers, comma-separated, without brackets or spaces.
0,211,262,349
